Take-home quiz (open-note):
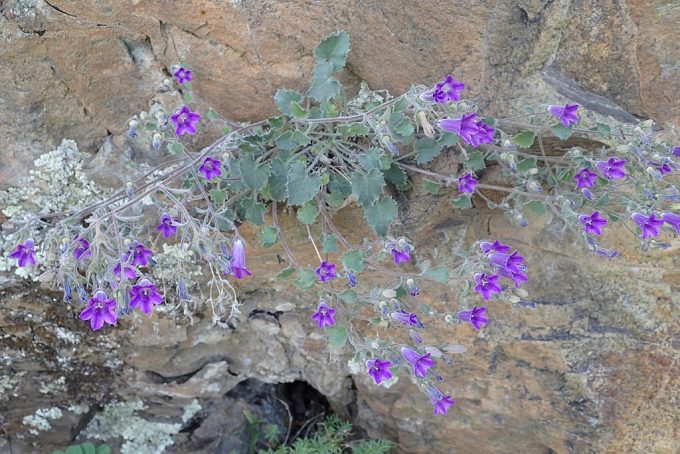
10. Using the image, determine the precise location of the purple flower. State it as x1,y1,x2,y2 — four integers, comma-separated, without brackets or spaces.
432,75,465,103
429,388,456,416
457,172,478,193
311,301,336,329
390,311,421,326
173,67,192,84
673,146,680,157
79,290,117,331
391,249,410,264
457,306,488,330
406,278,420,297
575,167,598,189
547,103,580,127
480,240,511,253
595,157,627,180
474,273,502,300
131,242,153,267
199,157,222,181
657,162,673,175
488,251,524,274
9,239,36,268
231,239,252,279
661,212,680,234
170,105,201,136
498,267,528,288
129,278,164,315
113,261,137,280
70,237,91,261
631,212,664,239
316,261,336,282
401,347,436,379
365,359,393,385
469,121,495,147
579,211,608,236
438,113,479,145
156,213,178,238
347,271,357,288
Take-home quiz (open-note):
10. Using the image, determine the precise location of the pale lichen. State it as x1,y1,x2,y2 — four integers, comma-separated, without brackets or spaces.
83,399,201,454
22,407,63,435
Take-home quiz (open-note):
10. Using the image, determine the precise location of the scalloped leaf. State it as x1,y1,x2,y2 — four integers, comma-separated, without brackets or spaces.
287,161,322,206
363,196,397,236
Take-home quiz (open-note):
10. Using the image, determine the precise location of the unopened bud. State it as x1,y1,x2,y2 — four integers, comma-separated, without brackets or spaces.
417,111,434,138
382,288,397,298
152,133,162,150
139,111,148,121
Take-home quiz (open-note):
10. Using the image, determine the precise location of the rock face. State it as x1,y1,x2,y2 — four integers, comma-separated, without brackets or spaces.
0,1,679,453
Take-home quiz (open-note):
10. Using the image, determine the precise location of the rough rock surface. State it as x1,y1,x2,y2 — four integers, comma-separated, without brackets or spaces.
0,1,679,453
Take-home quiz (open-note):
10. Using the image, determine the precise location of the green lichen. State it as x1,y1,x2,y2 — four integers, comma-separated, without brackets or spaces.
83,399,201,454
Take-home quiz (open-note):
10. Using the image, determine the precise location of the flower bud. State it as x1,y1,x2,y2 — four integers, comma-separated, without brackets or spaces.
155,110,166,123
424,347,442,358
444,314,455,324
162,78,173,89
152,133,162,150
139,111,148,121
382,288,396,298
417,111,434,138
528,168,539,175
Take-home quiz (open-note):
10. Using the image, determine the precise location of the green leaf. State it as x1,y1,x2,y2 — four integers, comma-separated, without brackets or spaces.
65,447,83,454
342,250,365,273
326,190,346,207
274,89,303,117
338,289,357,303
289,101,307,119
268,157,291,201
95,445,111,454
209,189,227,205
296,202,319,224
351,169,384,207
358,148,384,171
423,179,440,194
238,154,271,191
363,196,398,236
465,150,486,171
595,193,610,208
338,122,370,139
81,443,96,454
240,196,266,225
322,233,338,253
275,131,297,151
287,161,322,205
258,226,278,248
451,195,472,209
326,325,348,349
511,131,536,148
524,200,546,216
426,267,449,283
393,96,409,113
550,123,573,140
414,138,442,164
313,30,350,72
170,141,184,155
276,267,295,280
593,122,611,138
516,157,537,173
295,268,317,290
308,63,342,102
267,115,285,129
383,163,410,191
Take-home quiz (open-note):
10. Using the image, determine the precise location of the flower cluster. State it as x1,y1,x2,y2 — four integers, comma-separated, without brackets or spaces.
5,33,678,419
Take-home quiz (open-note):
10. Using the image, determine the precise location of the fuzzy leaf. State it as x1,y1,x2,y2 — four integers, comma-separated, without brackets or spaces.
308,64,342,102
516,157,537,173
342,250,365,273
351,169,384,207
326,325,348,349
451,195,472,209
550,123,573,140
511,131,536,148
238,154,270,190
258,226,278,248
465,150,486,171
209,189,227,205
240,196,266,225
338,289,357,304
313,30,350,72
426,267,449,283
274,89,303,117
423,179,440,194
363,196,397,236
383,163,410,190
322,233,338,253
296,202,319,224
268,156,291,201
287,161,322,205
358,148,384,171
295,268,317,290
414,138,442,164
